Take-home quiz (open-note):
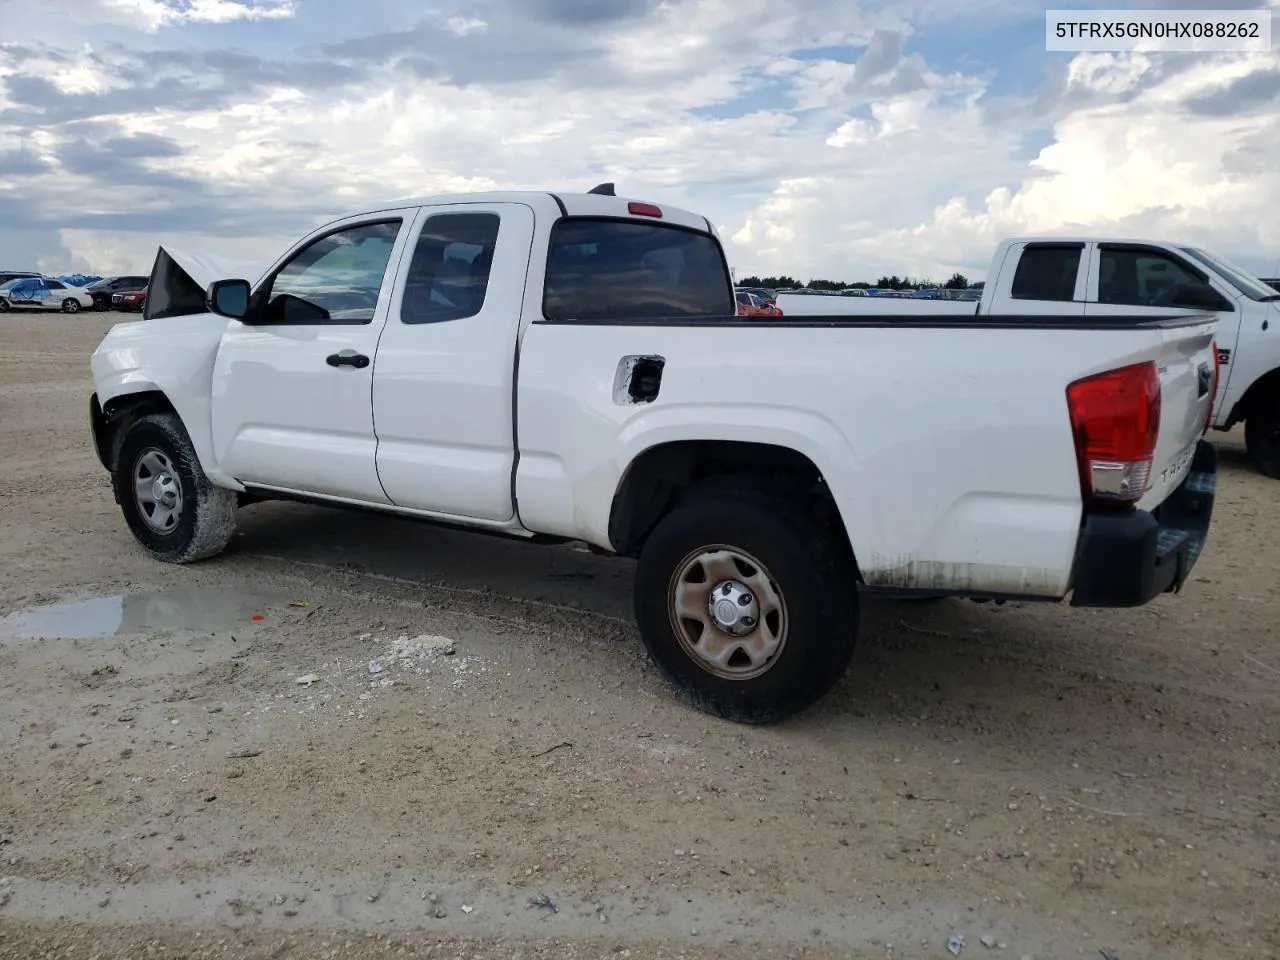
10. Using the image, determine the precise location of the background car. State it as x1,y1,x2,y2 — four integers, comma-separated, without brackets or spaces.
111,286,147,312
0,270,42,286
0,277,95,314
86,275,149,312
735,291,783,317
735,285,778,306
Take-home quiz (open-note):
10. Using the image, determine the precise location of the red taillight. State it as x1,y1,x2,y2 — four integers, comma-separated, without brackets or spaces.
1066,361,1161,507
627,201,663,218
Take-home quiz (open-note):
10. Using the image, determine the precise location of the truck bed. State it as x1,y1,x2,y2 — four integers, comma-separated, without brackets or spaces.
516,310,1217,599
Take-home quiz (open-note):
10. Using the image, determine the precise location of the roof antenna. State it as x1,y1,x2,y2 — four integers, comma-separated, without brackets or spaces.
587,182,616,196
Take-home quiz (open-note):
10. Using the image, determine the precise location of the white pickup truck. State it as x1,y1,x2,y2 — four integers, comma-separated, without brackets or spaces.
90,188,1220,723
778,237,1280,478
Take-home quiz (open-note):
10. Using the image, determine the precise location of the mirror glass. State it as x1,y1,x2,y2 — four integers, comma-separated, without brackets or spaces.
210,280,250,318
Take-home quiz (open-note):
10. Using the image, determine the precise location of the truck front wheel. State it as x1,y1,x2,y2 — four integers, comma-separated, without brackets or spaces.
1245,397,1280,479
633,485,858,724
113,412,238,563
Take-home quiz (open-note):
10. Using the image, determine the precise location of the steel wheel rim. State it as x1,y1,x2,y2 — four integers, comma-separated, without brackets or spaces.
132,447,184,534
63,299,79,313
667,544,788,681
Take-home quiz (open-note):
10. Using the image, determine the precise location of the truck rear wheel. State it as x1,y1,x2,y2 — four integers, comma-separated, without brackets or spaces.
633,485,858,724
1245,398,1280,479
113,412,238,563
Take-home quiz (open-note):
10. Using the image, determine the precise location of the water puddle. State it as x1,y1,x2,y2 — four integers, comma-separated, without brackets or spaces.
1,586,276,641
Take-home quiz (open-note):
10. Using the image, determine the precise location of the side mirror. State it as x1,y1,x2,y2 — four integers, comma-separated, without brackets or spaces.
207,279,251,319
1171,281,1229,312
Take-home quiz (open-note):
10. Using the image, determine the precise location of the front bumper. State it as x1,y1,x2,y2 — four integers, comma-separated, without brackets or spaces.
1069,439,1217,607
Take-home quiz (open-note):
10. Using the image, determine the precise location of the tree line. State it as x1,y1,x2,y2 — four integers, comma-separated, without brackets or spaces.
738,272,982,291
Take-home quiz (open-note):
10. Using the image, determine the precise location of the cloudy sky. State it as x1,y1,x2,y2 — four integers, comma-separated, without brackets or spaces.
1,0,1278,284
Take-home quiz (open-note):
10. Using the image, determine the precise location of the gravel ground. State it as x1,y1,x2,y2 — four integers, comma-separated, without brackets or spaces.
1,312,1277,960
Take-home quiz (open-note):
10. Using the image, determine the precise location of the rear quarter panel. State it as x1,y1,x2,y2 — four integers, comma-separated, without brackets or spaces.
515,321,1187,597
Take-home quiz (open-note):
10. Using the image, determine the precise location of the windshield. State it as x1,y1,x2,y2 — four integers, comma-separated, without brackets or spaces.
1180,247,1278,301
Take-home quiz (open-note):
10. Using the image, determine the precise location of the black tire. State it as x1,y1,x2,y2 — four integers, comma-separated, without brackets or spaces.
1245,398,1280,479
113,412,238,563
61,298,80,314
633,484,858,724
0,299,10,312
93,297,109,312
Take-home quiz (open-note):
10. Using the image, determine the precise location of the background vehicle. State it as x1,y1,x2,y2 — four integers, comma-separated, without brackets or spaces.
87,275,149,312
111,286,147,313
734,285,777,306
0,270,41,286
778,237,1280,478
89,189,1218,724
57,274,101,288
0,276,94,313
735,291,781,317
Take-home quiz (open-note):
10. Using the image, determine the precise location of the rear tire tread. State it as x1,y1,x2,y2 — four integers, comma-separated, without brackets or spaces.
633,481,858,724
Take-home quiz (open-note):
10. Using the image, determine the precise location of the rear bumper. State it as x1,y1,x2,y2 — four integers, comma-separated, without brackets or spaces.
1069,439,1217,607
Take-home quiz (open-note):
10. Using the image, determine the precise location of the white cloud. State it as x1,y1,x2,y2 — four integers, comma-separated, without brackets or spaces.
804,52,1280,281
17,0,296,31
1,0,1277,286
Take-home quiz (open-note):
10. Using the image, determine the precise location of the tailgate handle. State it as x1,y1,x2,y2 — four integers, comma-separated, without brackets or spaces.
1197,361,1212,398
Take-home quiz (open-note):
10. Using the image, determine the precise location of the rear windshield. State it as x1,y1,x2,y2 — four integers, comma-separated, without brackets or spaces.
543,218,734,321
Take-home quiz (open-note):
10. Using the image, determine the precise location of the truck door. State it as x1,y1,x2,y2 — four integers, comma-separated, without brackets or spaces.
209,212,416,503
371,201,536,521
1083,242,1238,416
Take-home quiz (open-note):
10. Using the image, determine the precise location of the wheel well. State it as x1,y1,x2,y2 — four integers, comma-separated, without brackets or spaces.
93,390,177,473
1226,367,1280,428
607,440,858,575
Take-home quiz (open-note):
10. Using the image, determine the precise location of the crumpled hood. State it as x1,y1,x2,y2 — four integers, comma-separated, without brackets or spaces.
143,245,273,321
157,246,270,289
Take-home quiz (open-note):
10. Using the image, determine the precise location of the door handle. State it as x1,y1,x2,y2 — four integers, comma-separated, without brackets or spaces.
326,351,370,369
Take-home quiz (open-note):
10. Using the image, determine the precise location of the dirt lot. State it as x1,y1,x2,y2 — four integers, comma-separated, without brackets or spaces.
0,312,1277,960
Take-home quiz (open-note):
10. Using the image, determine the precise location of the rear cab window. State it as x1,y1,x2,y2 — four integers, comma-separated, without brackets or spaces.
1010,244,1083,302
543,219,734,321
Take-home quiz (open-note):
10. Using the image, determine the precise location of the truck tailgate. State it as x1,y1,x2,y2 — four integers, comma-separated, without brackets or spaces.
1139,317,1217,511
